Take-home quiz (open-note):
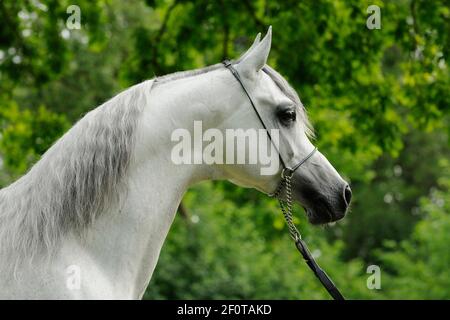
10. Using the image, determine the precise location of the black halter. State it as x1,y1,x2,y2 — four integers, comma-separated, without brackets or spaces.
223,60,345,300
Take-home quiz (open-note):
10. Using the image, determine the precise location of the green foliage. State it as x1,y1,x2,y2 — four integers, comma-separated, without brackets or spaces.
377,161,450,299
0,0,449,299
0,0,106,84
339,130,450,261
0,102,69,183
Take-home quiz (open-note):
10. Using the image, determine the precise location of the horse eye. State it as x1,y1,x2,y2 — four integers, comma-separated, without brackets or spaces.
278,109,296,124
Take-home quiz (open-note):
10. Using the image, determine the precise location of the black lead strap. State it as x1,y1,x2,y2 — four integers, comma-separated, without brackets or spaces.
223,60,345,301
295,238,345,300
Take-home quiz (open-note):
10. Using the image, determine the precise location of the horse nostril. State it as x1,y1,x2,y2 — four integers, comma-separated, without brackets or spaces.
343,185,352,206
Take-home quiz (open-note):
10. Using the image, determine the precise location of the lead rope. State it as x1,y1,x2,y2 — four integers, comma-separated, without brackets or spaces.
271,169,346,300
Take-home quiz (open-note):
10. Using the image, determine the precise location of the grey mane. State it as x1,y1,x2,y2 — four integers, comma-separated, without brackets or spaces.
0,59,312,270
0,80,153,269
154,63,224,84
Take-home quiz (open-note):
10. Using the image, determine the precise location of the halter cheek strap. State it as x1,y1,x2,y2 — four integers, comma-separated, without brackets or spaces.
223,60,344,301
222,60,318,175
222,59,288,169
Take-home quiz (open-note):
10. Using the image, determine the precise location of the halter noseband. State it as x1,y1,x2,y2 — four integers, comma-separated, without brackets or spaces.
222,60,344,300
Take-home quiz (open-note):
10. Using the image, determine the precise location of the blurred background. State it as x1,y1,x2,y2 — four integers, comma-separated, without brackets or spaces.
0,0,449,299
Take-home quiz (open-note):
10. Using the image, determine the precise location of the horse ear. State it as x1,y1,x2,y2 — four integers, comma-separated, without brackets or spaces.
236,33,261,63
237,26,272,78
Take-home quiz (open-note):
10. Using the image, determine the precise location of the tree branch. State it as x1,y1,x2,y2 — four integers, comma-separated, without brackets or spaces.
242,0,266,29
151,0,179,74
218,0,230,60
177,201,190,221
409,0,420,47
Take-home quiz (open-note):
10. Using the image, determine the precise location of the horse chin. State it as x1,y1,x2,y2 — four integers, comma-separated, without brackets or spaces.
303,205,346,225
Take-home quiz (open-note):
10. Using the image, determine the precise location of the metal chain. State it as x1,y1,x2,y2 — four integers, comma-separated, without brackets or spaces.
271,171,302,242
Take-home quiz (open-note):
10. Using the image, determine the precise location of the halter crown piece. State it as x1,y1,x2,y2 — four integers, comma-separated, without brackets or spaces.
223,60,345,300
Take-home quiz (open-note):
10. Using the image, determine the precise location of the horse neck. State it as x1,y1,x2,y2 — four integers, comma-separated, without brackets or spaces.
72,71,231,298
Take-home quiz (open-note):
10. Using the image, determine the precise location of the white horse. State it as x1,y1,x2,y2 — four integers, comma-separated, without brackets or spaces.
0,28,350,299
